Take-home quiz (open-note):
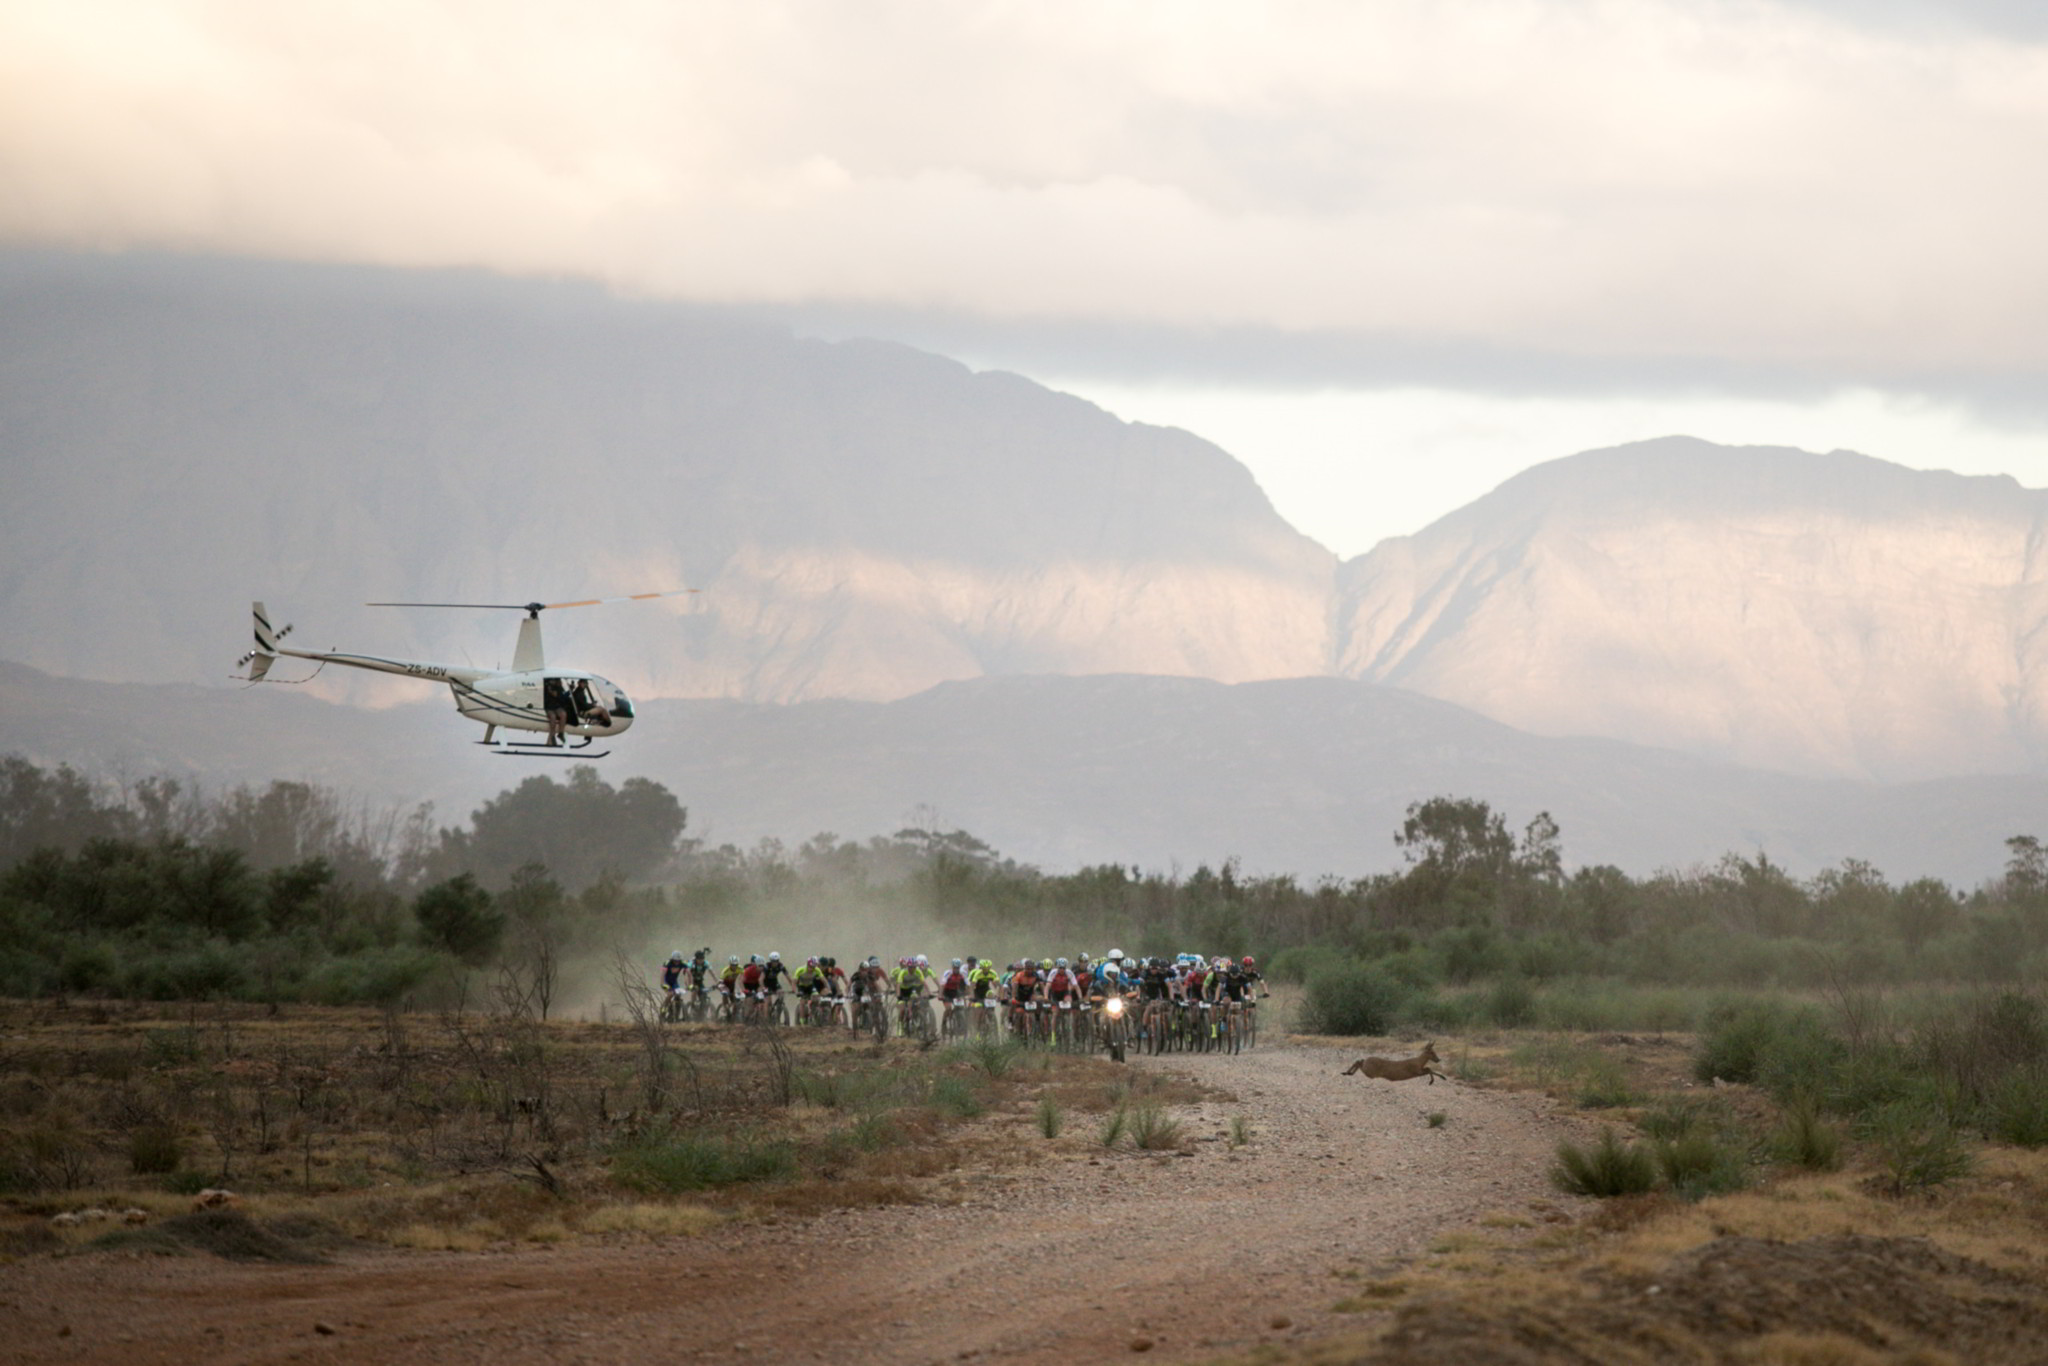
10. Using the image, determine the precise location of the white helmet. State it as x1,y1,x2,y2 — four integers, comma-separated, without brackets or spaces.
951,958,963,968
1108,948,1124,961
669,951,683,963
916,954,929,967
769,951,781,962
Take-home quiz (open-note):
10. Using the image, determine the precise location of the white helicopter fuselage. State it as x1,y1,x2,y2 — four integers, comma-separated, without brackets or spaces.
244,603,636,744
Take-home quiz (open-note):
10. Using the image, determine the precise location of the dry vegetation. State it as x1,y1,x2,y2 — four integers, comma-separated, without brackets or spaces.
0,995,1180,1262
1247,1028,2048,1364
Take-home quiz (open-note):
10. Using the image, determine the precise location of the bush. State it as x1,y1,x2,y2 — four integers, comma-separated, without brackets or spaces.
1654,1131,1750,1200
1982,1070,2048,1148
1573,1055,1640,1110
1479,976,1538,1030
1300,961,1411,1036
129,1125,184,1175
1550,1129,1658,1198
929,1074,984,1119
611,1131,794,1192
1694,999,1826,1087
1769,1099,1843,1171
1865,1103,1974,1196
1127,1103,1184,1151
301,946,445,1006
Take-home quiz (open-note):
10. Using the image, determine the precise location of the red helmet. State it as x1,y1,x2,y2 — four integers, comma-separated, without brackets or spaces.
1242,956,1256,967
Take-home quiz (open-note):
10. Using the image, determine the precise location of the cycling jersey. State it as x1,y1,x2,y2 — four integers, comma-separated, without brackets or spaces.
940,969,967,999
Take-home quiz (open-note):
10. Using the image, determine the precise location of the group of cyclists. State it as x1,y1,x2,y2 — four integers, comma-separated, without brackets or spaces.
658,946,1271,1055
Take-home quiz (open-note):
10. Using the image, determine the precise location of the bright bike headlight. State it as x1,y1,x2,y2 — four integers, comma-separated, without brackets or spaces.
1105,995,1124,1017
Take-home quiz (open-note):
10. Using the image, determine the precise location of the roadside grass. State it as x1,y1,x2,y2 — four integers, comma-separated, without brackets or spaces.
1235,990,2048,1366
0,999,1195,1253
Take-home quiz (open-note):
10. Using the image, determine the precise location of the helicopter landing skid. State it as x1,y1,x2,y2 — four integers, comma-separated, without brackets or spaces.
482,737,610,758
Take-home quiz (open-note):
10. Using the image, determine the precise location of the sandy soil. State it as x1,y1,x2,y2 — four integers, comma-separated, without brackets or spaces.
0,1040,1591,1366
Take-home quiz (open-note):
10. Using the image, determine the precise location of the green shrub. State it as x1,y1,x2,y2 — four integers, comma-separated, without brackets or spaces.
1127,1103,1184,1151
1694,999,1818,1085
1035,1096,1063,1140
1654,1131,1750,1200
1637,1095,1733,1142
1479,977,1538,1029
611,1131,794,1192
1401,989,1475,1033
1769,1099,1843,1171
1573,1056,1640,1110
1300,961,1410,1036
1099,1107,1129,1147
301,946,443,1006
956,1035,1021,1078
1865,1103,1974,1196
1550,1129,1658,1198
1749,1016,1850,1104
929,1074,984,1118
1262,945,1317,985
1982,1070,2048,1148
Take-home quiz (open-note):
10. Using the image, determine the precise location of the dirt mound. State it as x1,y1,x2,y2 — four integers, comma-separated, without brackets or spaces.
87,1209,345,1264
1365,1233,2048,1364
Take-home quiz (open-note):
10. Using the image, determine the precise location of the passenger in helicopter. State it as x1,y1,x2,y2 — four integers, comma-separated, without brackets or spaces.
543,677,570,746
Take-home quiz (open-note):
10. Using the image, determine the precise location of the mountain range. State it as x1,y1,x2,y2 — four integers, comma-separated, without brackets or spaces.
3,250,2044,882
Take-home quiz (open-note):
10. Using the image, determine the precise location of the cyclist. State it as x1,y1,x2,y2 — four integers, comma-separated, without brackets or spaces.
1046,957,1081,1007
849,956,887,1028
939,958,969,1005
793,956,826,1019
967,956,1000,1004
821,955,848,999
688,947,712,994
661,951,686,994
1009,957,1043,1010
718,955,743,1008
740,954,765,1005
761,950,792,1007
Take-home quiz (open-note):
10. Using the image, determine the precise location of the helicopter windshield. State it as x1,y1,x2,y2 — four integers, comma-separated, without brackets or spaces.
603,681,634,719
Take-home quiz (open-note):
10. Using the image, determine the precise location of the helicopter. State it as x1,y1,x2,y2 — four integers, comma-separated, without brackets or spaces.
236,592,694,756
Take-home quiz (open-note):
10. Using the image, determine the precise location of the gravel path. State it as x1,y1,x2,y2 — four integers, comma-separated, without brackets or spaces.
2,1040,1588,1365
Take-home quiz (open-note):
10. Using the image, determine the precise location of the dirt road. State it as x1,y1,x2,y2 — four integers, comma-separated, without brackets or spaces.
3,1041,1588,1365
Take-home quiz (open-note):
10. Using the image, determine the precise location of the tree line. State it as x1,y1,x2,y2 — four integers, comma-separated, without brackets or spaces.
2,754,2044,1006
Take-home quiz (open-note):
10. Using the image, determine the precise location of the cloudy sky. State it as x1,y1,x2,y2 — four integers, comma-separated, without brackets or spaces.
5,0,2045,553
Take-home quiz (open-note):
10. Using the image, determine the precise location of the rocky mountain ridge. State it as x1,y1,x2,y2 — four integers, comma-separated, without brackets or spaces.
1335,438,2048,780
6,252,2047,783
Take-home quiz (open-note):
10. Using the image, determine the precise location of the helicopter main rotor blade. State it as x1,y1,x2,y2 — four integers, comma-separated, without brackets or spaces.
541,589,700,609
368,590,698,612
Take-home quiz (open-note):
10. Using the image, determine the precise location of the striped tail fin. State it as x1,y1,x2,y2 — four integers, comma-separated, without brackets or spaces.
243,601,279,680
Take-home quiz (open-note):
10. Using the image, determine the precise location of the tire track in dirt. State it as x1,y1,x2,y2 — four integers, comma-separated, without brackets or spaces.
1,1041,1588,1365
